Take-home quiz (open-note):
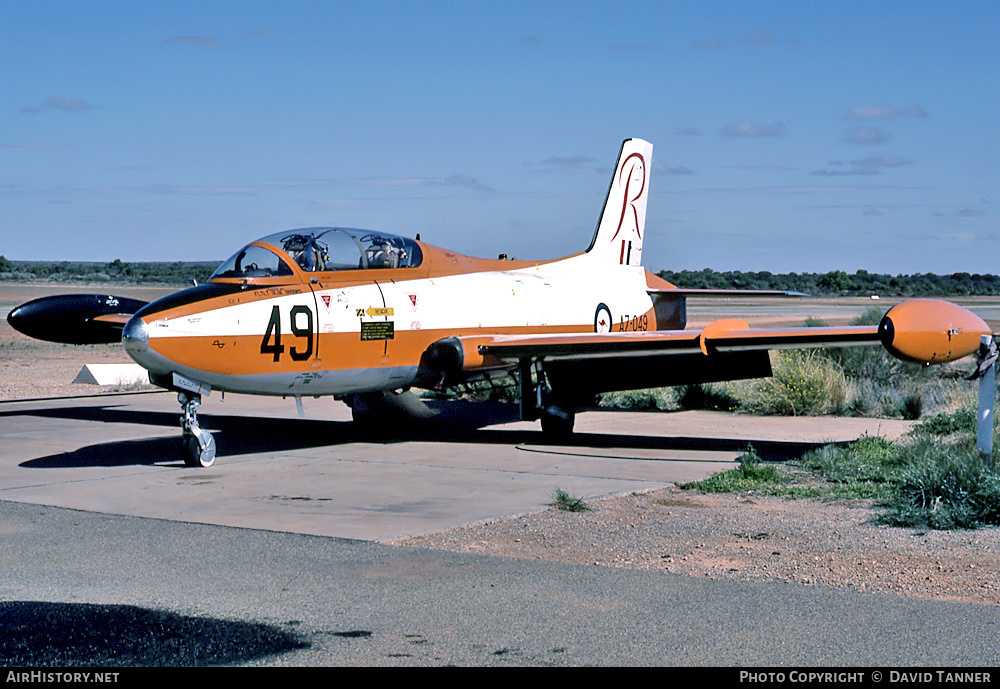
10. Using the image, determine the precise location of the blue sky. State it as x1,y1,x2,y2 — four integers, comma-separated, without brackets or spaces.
2,1,998,274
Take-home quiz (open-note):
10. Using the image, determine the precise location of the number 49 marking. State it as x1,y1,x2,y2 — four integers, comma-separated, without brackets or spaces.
260,305,314,362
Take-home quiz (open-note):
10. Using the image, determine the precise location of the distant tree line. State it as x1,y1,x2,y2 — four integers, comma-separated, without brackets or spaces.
3,255,999,295
658,268,1000,296
0,256,217,285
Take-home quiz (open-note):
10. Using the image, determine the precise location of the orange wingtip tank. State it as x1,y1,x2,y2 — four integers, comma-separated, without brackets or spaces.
879,298,991,365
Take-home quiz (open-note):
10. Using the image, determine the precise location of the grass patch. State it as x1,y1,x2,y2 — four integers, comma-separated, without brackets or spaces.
550,488,593,512
683,408,1000,530
682,447,794,494
795,435,904,497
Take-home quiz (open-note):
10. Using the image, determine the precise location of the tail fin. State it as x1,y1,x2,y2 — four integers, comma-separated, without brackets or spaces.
586,138,653,267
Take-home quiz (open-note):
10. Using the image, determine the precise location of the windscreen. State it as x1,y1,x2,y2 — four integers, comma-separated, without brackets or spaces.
222,228,423,274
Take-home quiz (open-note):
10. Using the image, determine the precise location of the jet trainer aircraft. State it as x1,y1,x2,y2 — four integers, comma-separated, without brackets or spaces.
8,138,992,467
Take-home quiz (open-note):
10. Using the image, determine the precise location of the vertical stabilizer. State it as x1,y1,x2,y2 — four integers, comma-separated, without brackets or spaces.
586,138,653,267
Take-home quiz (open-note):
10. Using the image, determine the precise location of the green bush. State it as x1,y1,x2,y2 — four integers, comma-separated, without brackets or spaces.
597,387,678,411
738,350,848,416
912,408,978,437
879,439,1000,529
677,384,740,411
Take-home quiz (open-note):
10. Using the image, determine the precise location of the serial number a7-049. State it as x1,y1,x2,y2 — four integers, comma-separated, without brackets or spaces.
619,313,648,332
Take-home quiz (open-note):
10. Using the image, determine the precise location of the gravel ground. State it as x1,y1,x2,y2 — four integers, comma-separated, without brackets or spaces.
4,291,999,609
396,486,1000,607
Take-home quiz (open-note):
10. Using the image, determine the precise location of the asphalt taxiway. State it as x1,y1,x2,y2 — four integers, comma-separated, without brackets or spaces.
2,392,998,666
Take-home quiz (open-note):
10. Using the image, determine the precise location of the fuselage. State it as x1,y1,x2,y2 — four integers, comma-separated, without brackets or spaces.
122,228,660,397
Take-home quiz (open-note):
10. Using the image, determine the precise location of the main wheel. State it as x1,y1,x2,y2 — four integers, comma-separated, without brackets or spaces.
540,406,575,439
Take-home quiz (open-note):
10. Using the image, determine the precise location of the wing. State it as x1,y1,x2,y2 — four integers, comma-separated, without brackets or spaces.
417,322,880,399
476,323,878,361
475,298,990,366
420,299,990,395
423,299,987,400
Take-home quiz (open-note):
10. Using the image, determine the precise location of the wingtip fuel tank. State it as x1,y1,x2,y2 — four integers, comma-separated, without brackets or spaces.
879,298,991,365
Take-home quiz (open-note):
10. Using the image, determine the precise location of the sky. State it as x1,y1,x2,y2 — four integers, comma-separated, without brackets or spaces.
2,0,998,275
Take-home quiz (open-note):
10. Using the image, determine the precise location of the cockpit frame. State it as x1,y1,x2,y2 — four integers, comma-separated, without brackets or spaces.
208,227,424,285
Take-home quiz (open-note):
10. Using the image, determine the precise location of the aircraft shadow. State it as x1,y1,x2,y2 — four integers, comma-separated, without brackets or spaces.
9,400,834,469
0,600,306,666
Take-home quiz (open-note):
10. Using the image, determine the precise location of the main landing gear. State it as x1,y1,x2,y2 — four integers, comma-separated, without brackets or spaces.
539,404,575,438
519,359,576,439
178,392,216,468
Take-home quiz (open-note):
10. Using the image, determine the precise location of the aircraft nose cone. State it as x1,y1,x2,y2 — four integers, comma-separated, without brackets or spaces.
122,315,149,355
6,302,52,341
6,305,26,332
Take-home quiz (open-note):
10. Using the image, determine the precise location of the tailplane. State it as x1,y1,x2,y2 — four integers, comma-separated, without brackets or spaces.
586,138,653,267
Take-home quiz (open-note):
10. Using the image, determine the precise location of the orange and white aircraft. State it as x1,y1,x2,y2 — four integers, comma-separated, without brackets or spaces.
8,138,992,467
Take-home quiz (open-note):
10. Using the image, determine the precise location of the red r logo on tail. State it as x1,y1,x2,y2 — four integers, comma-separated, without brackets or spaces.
610,152,645,242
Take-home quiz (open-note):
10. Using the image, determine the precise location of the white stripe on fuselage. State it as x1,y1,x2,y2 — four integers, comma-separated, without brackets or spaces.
147,254,652,341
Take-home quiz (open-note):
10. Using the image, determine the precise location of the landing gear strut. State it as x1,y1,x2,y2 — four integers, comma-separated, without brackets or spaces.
179,392,216,467
519,359,576,438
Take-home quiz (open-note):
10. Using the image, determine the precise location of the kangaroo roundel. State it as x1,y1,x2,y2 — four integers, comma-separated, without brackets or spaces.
594,303,612,333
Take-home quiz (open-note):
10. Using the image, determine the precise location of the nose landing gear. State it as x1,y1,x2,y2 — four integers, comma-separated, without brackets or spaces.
179,392,216,467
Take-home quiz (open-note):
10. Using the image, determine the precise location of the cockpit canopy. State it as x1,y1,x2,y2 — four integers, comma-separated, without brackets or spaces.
210,228,423,280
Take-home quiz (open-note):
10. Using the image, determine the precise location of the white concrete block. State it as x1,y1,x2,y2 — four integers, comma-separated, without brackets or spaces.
73,364,150,386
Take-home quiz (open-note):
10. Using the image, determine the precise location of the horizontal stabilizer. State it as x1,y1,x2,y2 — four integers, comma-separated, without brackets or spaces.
649,288,809,297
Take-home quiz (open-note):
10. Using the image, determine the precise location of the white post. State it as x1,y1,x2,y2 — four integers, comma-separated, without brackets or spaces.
977,335,996,466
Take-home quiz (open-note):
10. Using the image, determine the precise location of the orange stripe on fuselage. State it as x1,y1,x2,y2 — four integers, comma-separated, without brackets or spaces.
148,323,596,378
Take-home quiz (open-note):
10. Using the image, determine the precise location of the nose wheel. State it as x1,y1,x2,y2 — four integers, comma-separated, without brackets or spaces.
179,392,216,467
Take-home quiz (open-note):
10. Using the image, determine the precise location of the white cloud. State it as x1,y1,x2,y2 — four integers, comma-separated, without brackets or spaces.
721,121,786,138
44,96,98,112
843,127,890,145
160,36,220,47
691,29,799,50
364,174,493,192
811,168,880,177
542,155,597,168
849,155,914,168
845,105,929,119
19,96,98,114
655,164,695,175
